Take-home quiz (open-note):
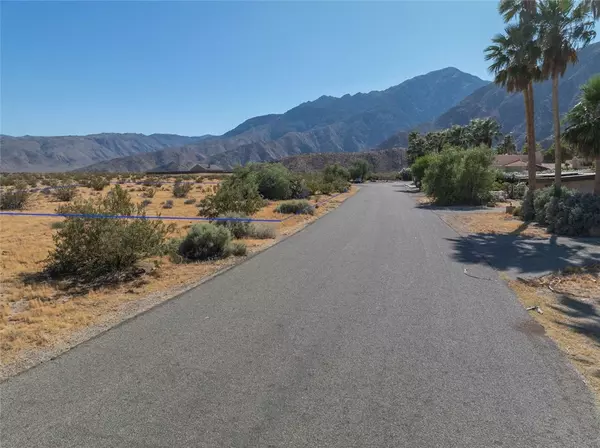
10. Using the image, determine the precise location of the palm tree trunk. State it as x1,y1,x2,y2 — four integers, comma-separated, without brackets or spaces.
552,73,562,188
595,154,600,195
527,82,537,191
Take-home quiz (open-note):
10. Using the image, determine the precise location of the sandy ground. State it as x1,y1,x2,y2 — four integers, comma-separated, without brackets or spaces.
0,182,357,377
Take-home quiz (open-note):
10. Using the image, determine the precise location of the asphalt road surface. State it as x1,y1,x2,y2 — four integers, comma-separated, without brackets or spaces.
2,183,599,447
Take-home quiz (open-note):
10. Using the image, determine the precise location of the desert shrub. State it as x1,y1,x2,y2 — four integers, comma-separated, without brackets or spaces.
162,200,174,209
422,147,494,206
323,164,350,182
84,177,110,191
47,185,172,282
254,164,292,200
142,178,162,187
318,180,334,195
330,177,350,193
140,199,152,207
532,187,557,225
173,181,193,198
547,191,600,236
212,213,254,239
399,168,412,181
275,200,315,215
198,175,264,217
289,176,311,199
512,205,522,216
177,223,232,260
0,189,29,210
50,221,65,230
411,154,435,188
195,177,205,183
225,241,247,257
184,198,196,205
14,180,28,191
349,160,371,182
52,186,77,202
0,175,16,187
504,181,528,200
249,223,277,239
142,187,156,198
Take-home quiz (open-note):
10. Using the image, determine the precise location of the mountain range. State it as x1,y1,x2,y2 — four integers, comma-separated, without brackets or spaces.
379,41,600,151
2,42,598,173
1,67,488,172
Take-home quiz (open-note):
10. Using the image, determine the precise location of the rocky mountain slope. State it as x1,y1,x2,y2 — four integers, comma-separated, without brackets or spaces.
0,133,213,172
78,67,489,172
379,41,600,150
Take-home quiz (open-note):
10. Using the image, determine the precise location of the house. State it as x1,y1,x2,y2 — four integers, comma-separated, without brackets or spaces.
493,152,546,172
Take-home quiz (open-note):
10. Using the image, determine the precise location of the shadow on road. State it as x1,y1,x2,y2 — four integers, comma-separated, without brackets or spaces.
446,233,600,277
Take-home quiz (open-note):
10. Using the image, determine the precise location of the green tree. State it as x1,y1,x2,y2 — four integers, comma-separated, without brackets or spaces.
537,0,596,187
349,160,371,182
407,131,427,164
485,19,541,190
563,75,600,194
469,118,502,147
497,134,517,154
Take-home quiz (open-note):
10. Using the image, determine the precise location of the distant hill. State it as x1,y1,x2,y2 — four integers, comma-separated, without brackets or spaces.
0,133,214,172
78,67,489,172
281,148,407,173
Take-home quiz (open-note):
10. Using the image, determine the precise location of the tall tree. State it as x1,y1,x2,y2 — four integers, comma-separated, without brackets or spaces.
485,22,541,189
537,0,596,187
497,0,541,190
563,75,600,194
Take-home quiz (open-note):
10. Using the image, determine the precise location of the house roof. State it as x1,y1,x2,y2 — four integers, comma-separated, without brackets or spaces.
494,155,526,166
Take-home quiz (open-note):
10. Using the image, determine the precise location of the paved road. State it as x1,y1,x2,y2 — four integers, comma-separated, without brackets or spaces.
2,183,599,447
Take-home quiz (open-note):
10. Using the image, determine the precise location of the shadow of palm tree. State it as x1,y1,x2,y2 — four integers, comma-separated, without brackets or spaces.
446,233,600,277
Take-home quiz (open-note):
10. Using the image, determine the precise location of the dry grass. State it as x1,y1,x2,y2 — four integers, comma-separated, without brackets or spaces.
508,268,600,399
0,183,357,368
443,211,551,238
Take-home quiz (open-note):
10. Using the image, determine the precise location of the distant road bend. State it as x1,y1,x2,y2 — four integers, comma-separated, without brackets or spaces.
1,183,599,447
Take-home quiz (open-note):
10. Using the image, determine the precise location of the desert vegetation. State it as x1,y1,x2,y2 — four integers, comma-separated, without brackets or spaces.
0,168,355,367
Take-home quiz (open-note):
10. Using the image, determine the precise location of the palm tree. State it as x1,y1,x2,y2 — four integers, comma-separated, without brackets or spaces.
582,0,600,19
537,0,596,187
563,75,600,194
485,23,541,190
496,0,541,190
470,118,502,147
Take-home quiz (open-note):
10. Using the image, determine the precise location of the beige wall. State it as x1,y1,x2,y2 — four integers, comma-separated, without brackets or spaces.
536,177,595,194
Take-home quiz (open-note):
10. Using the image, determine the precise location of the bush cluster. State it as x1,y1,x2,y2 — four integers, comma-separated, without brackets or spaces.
0,189,29,210
420,147,495,206
198,163,348,218
275,200,315,215
173,182,193,198
52,186,77,202
521,186,600,236
212,213,277,239
47,186,172,282
83,177,110,191
177,223,232,260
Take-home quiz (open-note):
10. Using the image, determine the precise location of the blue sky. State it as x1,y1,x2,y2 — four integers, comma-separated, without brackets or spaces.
3,1,514,137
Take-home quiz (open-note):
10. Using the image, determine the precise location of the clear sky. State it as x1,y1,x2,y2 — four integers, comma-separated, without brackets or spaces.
2,1,512,137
